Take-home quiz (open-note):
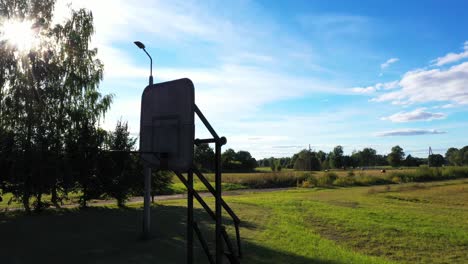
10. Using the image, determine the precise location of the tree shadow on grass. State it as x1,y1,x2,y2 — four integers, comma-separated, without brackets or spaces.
0,205,339,264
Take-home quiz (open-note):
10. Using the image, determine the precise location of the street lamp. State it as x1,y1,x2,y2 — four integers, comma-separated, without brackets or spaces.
134,40,154,239
134,41,153,85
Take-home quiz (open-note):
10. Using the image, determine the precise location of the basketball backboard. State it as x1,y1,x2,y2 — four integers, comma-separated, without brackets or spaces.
139,78,195,171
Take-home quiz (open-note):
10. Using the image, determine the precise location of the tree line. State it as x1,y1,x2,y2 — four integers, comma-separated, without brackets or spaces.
0,1,172,212
259,145,468,171
194,144,257,172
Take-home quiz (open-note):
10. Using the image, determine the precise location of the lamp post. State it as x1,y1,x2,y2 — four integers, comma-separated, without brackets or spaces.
134,40,153,239
134,41,154,85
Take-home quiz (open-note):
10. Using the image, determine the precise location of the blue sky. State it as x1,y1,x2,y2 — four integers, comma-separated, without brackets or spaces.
55,0,468,158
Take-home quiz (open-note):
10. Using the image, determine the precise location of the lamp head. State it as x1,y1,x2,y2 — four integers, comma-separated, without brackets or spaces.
134,41,145,49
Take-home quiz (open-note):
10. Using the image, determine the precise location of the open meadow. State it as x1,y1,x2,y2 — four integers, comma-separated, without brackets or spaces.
170,166,468,193
2,166,468,210
1,179,467,263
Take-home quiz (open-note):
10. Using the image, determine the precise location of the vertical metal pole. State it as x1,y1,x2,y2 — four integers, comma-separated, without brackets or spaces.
188,169,194,263
143,166,151,239
215,143,223,263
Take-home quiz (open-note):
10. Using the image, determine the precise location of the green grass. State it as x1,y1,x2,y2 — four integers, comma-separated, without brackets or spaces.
3,167,467,210
1,179,467,263
0,191,82,209
169,170,311,193
255,166,295,172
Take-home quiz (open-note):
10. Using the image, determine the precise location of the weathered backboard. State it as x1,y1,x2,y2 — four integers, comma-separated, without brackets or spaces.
139,78,195,171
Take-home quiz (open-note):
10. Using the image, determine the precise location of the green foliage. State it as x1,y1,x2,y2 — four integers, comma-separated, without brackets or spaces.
404,154,423,167
428,154,445,167
222,148,257,172
333,176,356,186
328,145,344,169
217,172,309,189
150,170,173,197
99,120,137,207
353,148,377,167
293,149,321,171
354,175,392,185
0,1,113,211
268,158,283,172
442,166,468,179
389,166,468,183
270,158,276,172
276,161,282,172
317,172,338,186
445,146,468,166
193,143,214,172
387,145,405,167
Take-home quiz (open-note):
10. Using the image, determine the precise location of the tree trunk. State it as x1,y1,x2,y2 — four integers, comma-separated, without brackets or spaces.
51,185,60,208
34,193,43,212
22,193,31,213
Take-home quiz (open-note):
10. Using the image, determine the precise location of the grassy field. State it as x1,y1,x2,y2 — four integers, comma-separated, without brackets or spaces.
171,166,468,193
3,167,467,210
1,179,467,263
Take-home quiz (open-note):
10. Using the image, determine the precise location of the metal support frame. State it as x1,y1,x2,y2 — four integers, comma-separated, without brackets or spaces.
215,141,223,263
187,169,194,262
195,104,225,263
136,104,240,263
143,166,151,239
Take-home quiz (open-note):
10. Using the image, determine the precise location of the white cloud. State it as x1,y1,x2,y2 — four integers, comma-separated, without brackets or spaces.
105,64,342,124
441,103,456,109
433,103,457,109
351,86,377,94
219,108,372,158
351,80,399,94
375,129,446,137
381,58,399,69
432,41,468,66
53,0,346,129
372,61,468,105
54,0,227,45
381,108,447,122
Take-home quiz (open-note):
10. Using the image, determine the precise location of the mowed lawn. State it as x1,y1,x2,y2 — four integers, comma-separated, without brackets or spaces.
1,179,467,263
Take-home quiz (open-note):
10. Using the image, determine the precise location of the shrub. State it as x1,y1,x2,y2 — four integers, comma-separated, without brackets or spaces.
412,167,441,182
388,172,414,183
221,172,310,189
391,176,402,184
442,166,468,179
355,175,392,186
347,171,355,177
333,177,356,186
317,172,338,186
306,174,318,186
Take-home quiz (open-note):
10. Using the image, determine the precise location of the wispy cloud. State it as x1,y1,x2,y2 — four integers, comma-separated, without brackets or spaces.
50,1,466,159
272,145,303,149
432,40,468,66
351,86,378,94
381,58,399,69
351,81,399,94
381,108,447,122
375,129,446,137
296,14,369,38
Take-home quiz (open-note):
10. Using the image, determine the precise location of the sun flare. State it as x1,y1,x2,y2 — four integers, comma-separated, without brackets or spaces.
1,19,39,52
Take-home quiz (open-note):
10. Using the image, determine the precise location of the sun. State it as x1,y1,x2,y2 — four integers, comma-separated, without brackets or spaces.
1,19,39,52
